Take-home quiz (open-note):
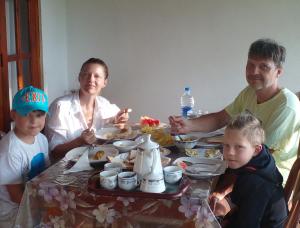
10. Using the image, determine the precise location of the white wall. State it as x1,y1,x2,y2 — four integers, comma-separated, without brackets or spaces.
40,0,68,102
41,0,300,123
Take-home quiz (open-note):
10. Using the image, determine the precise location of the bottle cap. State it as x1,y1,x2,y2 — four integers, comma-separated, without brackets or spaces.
184,87,190,91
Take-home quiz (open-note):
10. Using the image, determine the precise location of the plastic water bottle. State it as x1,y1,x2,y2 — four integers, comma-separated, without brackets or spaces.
180,87,195,118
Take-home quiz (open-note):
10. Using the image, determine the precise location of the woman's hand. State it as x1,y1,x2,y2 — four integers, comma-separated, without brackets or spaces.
168,115,191,134
80,129,97,145
114,108,132,124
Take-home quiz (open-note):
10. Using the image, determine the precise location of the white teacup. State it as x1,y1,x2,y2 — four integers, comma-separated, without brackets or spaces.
100,170,118,190
118,171,138,191
104,162,123,173
140,172,166,193
163,166,183,184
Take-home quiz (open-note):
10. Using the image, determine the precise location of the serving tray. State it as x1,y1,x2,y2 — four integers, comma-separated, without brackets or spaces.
87,172,190,200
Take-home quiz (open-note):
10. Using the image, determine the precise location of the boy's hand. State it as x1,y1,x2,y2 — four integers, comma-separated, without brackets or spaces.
209,197,232,217
80,129,96,145
209,195,220,212
209,192,225,212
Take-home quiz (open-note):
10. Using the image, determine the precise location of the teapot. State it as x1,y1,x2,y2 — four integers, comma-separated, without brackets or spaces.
133,134,165,193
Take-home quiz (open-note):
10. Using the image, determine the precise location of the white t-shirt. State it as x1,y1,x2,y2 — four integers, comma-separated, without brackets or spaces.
0,131,49,223
45,91,120,151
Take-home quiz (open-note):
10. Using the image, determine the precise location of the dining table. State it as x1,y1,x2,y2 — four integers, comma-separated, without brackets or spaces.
14,130,223,228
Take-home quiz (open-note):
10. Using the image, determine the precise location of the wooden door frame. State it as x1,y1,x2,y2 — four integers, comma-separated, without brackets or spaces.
0,0,10,132
0,0,42,132
28,0,43,88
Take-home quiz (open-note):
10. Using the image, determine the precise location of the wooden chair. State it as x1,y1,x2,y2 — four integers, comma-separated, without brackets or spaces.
284,156,300,228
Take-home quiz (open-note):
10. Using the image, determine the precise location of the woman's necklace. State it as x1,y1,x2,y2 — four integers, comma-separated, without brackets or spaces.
82,105,94,128
79,91,96,128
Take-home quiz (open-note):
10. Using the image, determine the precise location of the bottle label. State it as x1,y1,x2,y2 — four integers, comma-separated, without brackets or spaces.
181,106,192,118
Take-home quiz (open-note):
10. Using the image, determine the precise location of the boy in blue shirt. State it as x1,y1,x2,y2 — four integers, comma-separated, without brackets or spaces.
0,86,49,227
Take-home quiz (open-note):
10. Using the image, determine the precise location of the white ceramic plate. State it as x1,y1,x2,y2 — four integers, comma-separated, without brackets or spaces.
173,157,227,179
65,147,88,162
88,146,119,164
96,127,138,140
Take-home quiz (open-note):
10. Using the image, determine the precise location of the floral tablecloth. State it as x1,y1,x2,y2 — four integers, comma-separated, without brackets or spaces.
15,157,220,228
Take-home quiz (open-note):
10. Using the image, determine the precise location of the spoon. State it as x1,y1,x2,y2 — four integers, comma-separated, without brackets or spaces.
178,135,184,141
171,133,185,142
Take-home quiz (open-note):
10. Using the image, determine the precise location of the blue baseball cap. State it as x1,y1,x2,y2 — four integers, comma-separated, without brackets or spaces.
12,86,48,116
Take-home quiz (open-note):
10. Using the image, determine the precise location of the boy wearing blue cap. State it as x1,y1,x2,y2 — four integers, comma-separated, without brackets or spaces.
0,86,49,227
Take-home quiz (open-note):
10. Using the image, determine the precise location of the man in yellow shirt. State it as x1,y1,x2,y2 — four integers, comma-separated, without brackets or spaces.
169,38,300,183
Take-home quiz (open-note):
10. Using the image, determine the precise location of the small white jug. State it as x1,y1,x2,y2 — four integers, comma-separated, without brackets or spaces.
133,134,165,193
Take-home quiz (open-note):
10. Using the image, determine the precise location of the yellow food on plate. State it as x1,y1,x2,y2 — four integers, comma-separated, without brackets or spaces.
93,150,105,160
140,125,157,133
205,148,221,158
185,148,222,158
140,126,173,147
151,129,174,147
185,148,198,157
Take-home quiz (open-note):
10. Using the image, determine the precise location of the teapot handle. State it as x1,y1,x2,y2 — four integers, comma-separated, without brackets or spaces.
141,150,144,171
150,148,157,174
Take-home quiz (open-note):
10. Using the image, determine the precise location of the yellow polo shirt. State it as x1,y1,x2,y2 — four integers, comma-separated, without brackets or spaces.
225,86,300,183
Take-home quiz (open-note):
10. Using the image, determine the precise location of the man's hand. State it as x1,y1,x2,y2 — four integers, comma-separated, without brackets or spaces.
168,115,191,134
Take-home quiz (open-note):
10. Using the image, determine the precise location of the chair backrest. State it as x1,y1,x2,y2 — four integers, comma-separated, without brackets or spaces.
285,157,300,202
285,194,300,228
284,156,300,228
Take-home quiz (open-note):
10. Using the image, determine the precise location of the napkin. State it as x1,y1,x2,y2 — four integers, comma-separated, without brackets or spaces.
63,149,93,174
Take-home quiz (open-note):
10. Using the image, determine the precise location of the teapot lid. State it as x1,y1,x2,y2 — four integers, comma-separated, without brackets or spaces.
138,134,159,150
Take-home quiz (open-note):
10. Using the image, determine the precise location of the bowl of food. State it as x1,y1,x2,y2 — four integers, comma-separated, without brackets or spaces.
113,140,139,153
173,135,199,151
